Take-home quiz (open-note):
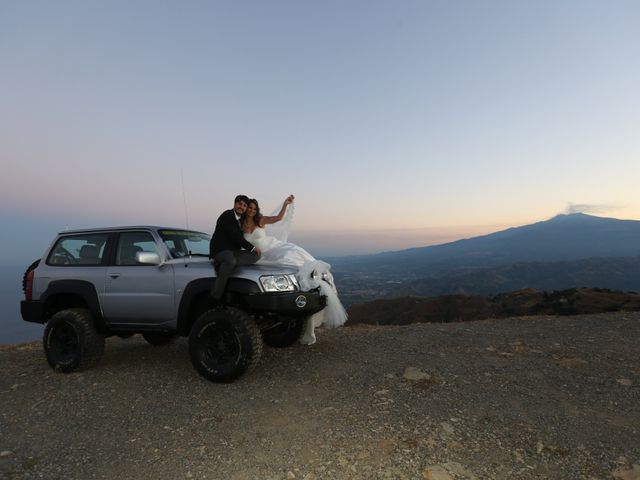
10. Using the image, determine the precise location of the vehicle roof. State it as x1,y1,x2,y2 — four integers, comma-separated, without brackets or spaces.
57,226,209,236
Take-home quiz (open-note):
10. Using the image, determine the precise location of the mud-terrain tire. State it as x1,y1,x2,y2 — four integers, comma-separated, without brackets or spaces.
142,332,176,346
22,259,40,292
261,316,305,348
43,308,105,373
189,307,262,383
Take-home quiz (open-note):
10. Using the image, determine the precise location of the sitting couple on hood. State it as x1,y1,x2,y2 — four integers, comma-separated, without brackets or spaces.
209,194,347,345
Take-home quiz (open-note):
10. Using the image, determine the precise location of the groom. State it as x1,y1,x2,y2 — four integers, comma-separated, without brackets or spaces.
209,194,262,302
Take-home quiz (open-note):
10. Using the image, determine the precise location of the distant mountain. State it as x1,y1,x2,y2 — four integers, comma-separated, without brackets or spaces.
332,214,640,303
332,213,640,276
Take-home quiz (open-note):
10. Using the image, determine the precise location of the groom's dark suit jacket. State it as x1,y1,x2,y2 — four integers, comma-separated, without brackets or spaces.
209,209,255,258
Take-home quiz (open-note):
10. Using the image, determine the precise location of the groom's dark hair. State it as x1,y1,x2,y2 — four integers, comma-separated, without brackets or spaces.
234,194,250,204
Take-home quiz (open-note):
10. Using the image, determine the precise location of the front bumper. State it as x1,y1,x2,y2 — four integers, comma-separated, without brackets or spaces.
21,300,44,324
230,289,326,316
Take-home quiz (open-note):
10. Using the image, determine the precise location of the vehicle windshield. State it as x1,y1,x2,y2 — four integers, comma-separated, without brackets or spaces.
159,230,210,258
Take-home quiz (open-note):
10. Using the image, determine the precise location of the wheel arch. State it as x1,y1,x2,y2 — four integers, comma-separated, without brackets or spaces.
177,279,215,336
41,280,108,333
177,278,261,336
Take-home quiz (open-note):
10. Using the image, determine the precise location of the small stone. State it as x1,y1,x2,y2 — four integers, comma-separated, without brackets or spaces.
612,464,640,480
556,357,588,368
287,471,296,479
440,422,455,435
536,441,544,454
374,389,389,396
230,474,249,480
403,367,430,381
0,451,13,457
423,466,454,480
444,462,477,479
617,378,633,386
10,384,19,390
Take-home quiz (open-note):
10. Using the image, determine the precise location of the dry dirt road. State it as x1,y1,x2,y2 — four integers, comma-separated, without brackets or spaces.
1,313,639,480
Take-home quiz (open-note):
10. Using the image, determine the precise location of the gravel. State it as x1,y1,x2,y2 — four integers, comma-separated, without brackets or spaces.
1,312,639,479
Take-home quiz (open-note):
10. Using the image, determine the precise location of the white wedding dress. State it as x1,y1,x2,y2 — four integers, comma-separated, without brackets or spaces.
244,225,347,345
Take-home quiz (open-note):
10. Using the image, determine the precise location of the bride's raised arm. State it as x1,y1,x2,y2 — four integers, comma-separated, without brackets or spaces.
258,195,294,227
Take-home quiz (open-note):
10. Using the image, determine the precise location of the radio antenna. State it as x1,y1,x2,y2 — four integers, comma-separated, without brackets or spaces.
180,168,190,228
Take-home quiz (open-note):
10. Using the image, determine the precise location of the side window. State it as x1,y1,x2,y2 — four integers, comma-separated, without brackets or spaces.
116,232,159,266
159,230,210,258
47,234,109,266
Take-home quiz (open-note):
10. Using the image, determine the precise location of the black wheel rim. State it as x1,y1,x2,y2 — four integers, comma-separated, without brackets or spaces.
49,321,80,365
198,323,241,370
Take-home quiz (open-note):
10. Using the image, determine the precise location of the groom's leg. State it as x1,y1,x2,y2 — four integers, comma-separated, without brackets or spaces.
211,250,236,300
211,250,259,300
235,250,259,267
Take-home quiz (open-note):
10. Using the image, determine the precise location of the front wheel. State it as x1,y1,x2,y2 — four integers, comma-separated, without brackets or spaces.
189,307,262,383
43,308,105,372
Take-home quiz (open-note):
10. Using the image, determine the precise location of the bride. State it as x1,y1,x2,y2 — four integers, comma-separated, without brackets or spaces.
242,195,347,344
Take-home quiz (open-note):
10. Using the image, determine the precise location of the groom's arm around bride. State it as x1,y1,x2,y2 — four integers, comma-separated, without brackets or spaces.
209,194,261,302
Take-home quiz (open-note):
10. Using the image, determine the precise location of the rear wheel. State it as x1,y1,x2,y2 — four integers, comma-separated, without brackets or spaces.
142,332,176,346
189,307,262,383
43,308,105,372
261,316,305,348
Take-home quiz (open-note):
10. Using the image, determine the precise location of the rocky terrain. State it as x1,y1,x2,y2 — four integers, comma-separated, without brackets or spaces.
1,312,639,479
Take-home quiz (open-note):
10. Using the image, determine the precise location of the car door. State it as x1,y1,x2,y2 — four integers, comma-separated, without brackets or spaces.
101,230,175,328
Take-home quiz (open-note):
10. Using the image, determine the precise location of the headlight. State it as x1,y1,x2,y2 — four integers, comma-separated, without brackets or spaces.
260,274,299,292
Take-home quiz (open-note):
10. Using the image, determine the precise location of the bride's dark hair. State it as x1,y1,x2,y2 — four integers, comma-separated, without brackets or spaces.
247,199,263,225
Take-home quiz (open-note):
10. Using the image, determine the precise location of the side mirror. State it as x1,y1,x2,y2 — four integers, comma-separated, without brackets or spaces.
137,252,162,265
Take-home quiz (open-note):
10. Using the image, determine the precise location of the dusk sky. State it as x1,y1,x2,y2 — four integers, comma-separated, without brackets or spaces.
1,0,639,261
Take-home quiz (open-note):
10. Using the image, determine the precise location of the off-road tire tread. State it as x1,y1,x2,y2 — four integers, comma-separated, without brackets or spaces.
43,308,105,372
189,307,262,382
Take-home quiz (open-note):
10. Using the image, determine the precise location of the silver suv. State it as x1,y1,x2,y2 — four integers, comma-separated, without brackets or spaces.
21,226,326,382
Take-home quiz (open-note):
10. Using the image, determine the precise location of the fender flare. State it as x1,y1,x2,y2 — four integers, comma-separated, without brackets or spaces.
177,278,261,335
41,280,108,332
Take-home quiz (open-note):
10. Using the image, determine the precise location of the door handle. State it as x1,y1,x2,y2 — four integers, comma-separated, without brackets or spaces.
108,273,121,279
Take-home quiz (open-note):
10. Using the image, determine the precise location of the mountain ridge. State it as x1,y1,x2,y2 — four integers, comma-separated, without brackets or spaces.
332,213,640,272
332,213,640,303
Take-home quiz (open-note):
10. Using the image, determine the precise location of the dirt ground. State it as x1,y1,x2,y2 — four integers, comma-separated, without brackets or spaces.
1,313,639,479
